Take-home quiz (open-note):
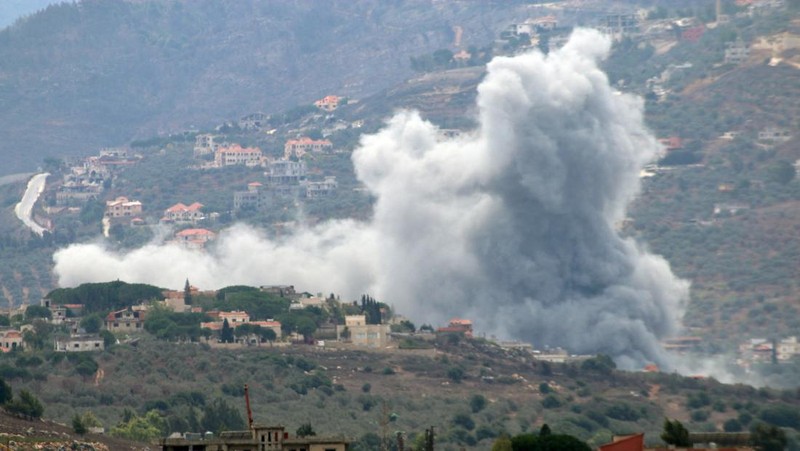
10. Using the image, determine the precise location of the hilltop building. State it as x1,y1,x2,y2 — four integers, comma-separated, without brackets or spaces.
336,315,392,348
105,308,145,333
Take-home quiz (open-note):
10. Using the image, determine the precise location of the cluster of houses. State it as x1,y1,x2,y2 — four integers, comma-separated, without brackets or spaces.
55,148,139,206
0,283,499,359
737,336,800,368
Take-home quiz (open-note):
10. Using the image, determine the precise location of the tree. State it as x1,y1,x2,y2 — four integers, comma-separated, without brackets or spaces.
72,413,88,435
493,435,513,451
539,424,552,436
750,423,787,451
183,278,193,305
5,389,44,418
25,305,51,320
201,398,245,434
470,394,487,413
661,418,690,447
447,366,465,383
111,410,165,441
0,377,11,404
80,313,103,333
220,319,234,343
296,317,317,342
259,327,277,345
766,161,795,185
296,423,316,437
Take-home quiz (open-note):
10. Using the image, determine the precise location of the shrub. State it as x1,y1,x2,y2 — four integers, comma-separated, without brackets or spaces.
447,367,465,383
453,413,475,431
606,403,640,422
361,383,371,393
470,394,487,413
724,418,743,432
541,395,562,409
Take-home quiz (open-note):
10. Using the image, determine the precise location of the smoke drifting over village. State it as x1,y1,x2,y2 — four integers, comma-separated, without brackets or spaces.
53,29,688,368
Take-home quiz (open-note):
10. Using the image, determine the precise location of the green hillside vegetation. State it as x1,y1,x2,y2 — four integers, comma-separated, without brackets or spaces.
0,0,532,175
2,333,800,450
46,281,164,313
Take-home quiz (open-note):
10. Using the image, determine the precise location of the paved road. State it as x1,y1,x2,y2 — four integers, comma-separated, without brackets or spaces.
14,172,49,236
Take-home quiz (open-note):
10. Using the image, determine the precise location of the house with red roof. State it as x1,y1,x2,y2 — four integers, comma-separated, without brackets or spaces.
174,228,216,249
0,329,24,352
314,95,341,112
162,202,205,225
437,318,473,338
284,137,333,159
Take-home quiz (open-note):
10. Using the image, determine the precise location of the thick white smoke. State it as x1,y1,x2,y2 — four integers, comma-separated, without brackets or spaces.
54,29,688,368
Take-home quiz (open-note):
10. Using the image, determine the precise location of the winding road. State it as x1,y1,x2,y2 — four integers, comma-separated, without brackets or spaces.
14,172,49,236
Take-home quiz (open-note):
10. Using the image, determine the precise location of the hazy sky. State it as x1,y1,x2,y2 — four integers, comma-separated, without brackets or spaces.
0,0,67,30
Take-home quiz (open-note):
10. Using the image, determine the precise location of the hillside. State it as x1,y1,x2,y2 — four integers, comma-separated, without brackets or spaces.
4,335,800,450
0,0,535,175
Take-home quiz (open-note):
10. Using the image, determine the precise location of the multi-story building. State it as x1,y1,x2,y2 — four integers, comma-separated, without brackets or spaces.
284,137,333,159
266,160,307,185
303,176,337,198
194,133,220,156
105,308,145,333
336,315,392,348
162,202,205,224
105,197,143,218
215,144,263,167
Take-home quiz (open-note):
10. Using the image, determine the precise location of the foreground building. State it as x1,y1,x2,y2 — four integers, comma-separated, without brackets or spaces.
161,423,349,451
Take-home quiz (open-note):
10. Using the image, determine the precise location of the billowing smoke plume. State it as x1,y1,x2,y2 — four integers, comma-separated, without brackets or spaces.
54,29,688,368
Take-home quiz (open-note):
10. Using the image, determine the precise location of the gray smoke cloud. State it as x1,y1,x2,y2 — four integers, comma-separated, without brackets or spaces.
54,29,688,368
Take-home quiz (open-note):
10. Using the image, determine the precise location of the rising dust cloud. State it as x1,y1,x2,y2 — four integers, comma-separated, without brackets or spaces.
54,29,689,368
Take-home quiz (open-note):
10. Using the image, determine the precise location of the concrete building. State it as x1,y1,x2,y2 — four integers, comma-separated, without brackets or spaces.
105,197,142,218
105,308,145,333
284,138,333,159
724,39,750,64
215,144,263,167
266,160,307,185
161,423,349,451
0,329,24,352
54,334,105,352
194,134,221,157
336,315,392,348
303,177,337,198
163,202,205,224
174,228,216,249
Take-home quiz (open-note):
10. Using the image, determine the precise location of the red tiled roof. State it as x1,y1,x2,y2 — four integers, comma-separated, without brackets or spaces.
166,202,204,213
176,228,215,237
